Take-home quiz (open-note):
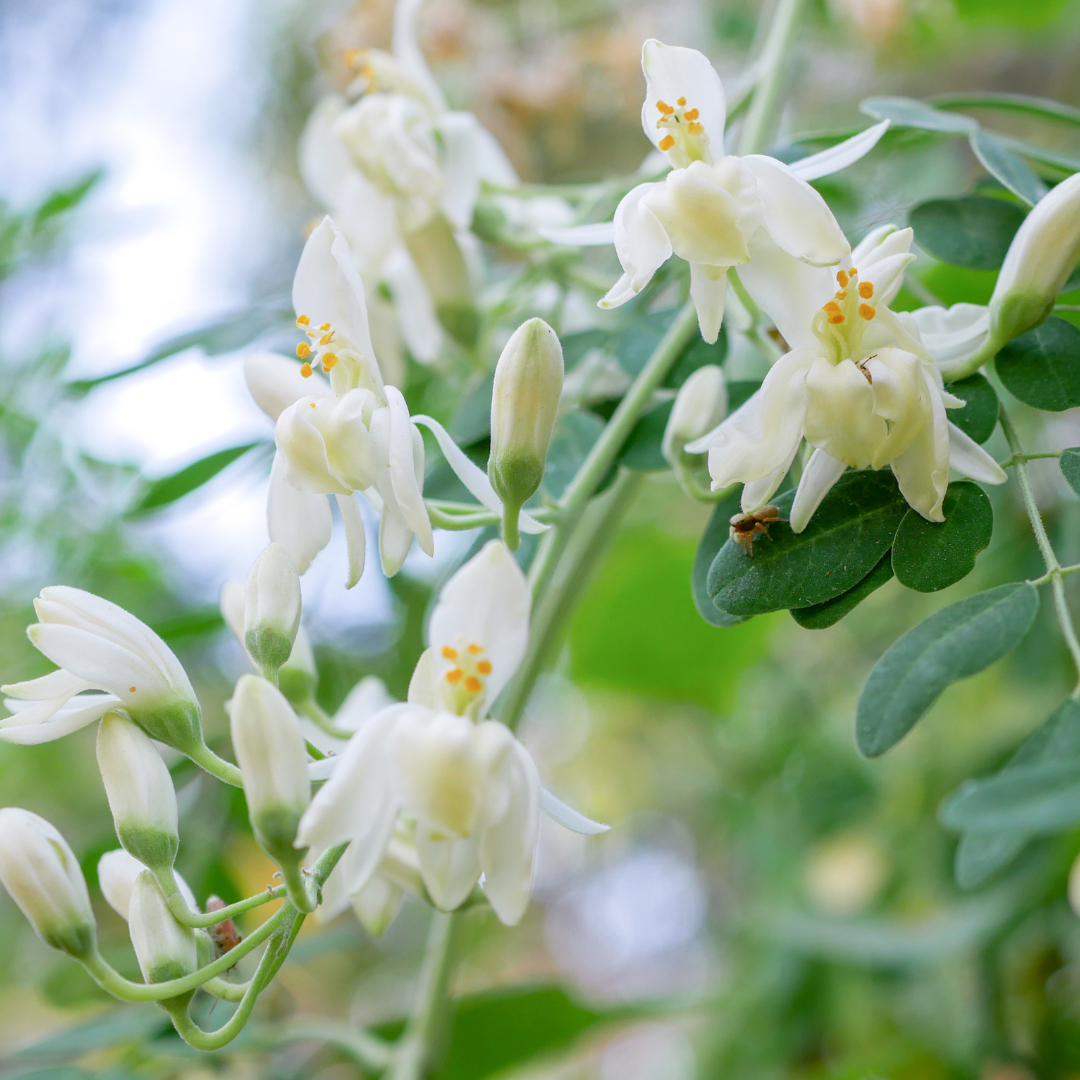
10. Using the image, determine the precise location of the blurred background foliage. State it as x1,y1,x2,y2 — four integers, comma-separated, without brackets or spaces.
3,0,1080,1077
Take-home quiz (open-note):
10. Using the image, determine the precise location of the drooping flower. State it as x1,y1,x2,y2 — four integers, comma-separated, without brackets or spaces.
297,541,607,927
688,226,1005,529
1,587,203,751
541,40,889,343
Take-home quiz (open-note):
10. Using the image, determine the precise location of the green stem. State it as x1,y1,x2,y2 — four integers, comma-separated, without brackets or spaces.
204,976,250,1002
999,449,1065,468
186,742,244,788
737,0,806,155
159,874,286,929
1029,563,1080,587
1000,406,1080,698
298,698,354,742
389,911,459,1080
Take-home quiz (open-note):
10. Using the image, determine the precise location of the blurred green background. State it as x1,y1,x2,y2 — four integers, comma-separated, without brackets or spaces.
3,0,1080,1077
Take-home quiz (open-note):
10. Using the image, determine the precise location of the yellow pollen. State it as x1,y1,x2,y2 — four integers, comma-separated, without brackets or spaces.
677,96,686,106
659,134,675,151
823,301,842,315
309,401,316,408
859,303,876,320
836,271,848,287
445,668,464,684
441,646,458,660
828,314,846,325
296,314,310,327
322,353,338,371
464,676,482,693
467,643,483,654
320,322,330,331
684,107,699,120
129,686,136,693
687,121,704,135
859,281,874,299
476,660,492,675
300,362,313,377
835,291,847,300
849,267,858,276
656,100,675,115
296,342,311,359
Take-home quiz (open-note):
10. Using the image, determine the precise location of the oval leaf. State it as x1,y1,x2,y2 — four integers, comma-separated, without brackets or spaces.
892,481,993,593
945,374,999,444
939,760,1080,833
707,471,909,617
969,130,1049,206
856,582,1040,757
791,550,894,630
909,196,1025,271
1060,447,1080,496
692,492,748,628
996,316,1080,411
860,96,978,134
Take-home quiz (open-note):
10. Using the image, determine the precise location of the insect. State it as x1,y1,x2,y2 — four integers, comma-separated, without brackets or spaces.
206,895,242,958
729,505,784,556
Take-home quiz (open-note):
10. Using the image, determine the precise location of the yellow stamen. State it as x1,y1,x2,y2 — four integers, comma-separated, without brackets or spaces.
129,687,136,693
320,322,331,331
659,134,675,151
300,362,313,377
322,353,338,371
476,660,492,675
464,676,482,693
656,100,674,115
296,342,311,359
859,281,874,299
859,303,876,320
836,270,849,287
684,107,699,120
467,643,483,654
441,646,458,660
836,291,847,300
445,668,464,684
687,121,704,135
677,96,686,106
296,314,310,327
828,314,846,325
823,301,842,315
849,267,858,276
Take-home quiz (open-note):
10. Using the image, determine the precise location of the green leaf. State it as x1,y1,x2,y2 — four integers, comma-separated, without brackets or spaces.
619,401,672,471
541,411,605,500
860,96,979,133
561,328,608,370
968,130,1049,206
996,317,1080,411
664,326,727,388
892,482,993,593
450,374,494,446
930,92,1080,129
946,700,1080,887
129,443,263,515
33,170,104,225
791,550,894,629
614,308,678,376
726,379,762,412
941,761,1080,833
707,471,909,617
909,196,1025,271
856,582,1039,757
945,374,999,443
1060,447,1080,495
692,491,749,628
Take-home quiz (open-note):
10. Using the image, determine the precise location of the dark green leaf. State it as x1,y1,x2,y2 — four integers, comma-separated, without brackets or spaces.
692,491,749,628
451,374,494,445
614,308,678,376
856,582,1039,757
930,91,1080,129
1062,264,1080,295
129,443,263,515
1060,447,1080,495
909,196,1025,271
619,401,672,471
707,471,909,617
940,761,1080,833
945,373,999,443
968,130,1049,206
791,550,894,629
664,326,727,388
561,328,608,370
997,317,1080,411
726,380,761,412
860,96,979,133
892,481,993,593
541,411,605,500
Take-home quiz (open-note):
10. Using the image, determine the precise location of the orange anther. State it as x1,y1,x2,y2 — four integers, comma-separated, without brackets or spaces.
300,362,313,377
835,291,847,300
322,353,338,371
476,660,492,675
657,100,674,115
684,108,699,120
858,281,874,299
441,646,458,660
659,134,675,151
464,676,482,693
297,342,311,359
828,314,846,325
296,314,310,326
823,301,841,314
445,668,464,684
467,643,483,654
677,96,687,106
859,303,876,320
849,267,858,276
320,322,330,331
687,122,704,135
836,270,848,287
129,687,136,693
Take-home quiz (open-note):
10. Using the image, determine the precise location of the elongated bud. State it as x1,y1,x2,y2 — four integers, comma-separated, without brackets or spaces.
98,849,197,922
990,173,1080,347
489,318,563,549
662,365,728,466
128,870,197,985
97,712,179,876
0,808,96,958
244,543,303,677
230,675,313,909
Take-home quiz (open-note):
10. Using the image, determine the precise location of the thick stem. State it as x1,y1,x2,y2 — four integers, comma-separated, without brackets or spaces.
737,0,806,155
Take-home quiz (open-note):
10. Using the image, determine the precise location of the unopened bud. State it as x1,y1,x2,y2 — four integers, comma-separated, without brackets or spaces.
662,365,728,466
0,808,96,958
128,870,197,985
98,849,197,922
489,318,564,549
244,543,302,677
990,172,1080,347
230,675,313,909
97,712,178,876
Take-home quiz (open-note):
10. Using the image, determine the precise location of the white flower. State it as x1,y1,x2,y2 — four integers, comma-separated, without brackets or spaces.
688,227,1006,529
98,849,196,922
1,587,202,751
128,870,198,983
541,40,889,344
298,541,607,926
244,543,303,675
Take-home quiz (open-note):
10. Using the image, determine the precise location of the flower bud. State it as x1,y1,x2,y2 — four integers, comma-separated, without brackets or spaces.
128,870,198,984
0,808,96,958
990,172,1080,347
97,712,179,875
230,675,312,908
244,543,303,677
98,849,197,922
489,318,564,549
662,365,728,466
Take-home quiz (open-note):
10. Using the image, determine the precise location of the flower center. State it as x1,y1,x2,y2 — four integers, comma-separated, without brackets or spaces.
440,642,493,717
295,314,342,378
810,268,878,369
655,96,710,167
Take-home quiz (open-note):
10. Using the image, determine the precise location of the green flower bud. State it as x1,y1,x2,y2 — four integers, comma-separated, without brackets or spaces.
488,318,564,549
128,870,197,985
244,543,303,678
0,808,96,959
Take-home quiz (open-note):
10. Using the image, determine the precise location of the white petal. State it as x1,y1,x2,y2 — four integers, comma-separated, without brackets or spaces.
0,695,117,744
391,0,447,113
598,272,639,310
640,39,725,159
244,353,329,422
742,155,849,267
298,94,356,211
741,454,799,512
378,500,415,577
382,246,443,363
689,263,727,344
407,649,439,709
385,386,434,557
789,449,847,533
335,493,367,589
267,453,333,575
336,676,396,733
415,831,481,911
539,222,616,247
437,112,485,230
948,423,1007,484
849,226,915,305
2,670,90,701
910,304,991,374
541,787,610,835
307,756,339,781
311,856,351,923
608,182,672,298
428,540,530,706
351,873,403,935
787,121,890,182
890,367,951,521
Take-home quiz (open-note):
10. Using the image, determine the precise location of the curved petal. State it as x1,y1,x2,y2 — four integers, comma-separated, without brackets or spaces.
351,873,403,935
335,493,367,589
416,831,481,911
378,500,415,577
244,352,329,422
385,387,434,556
742,155,848,267
890,367,950,521
437,112,485,230
910,304,991,374
276,398,351,495
640,39,725,159
787,121,890,182
381,246,443,363
391,0,447,113
541,788,611,835
268,453,333,575
741,461,794,512
0,694,117,744
850,225,915,305
689,263,727,344
3,670,92,701
539,221,616,247
607,182,671,299
948,423,1007,484
789,449,847,533
298,94,355,211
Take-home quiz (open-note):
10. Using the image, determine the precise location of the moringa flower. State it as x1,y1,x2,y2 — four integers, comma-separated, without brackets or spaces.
541,40,889,343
